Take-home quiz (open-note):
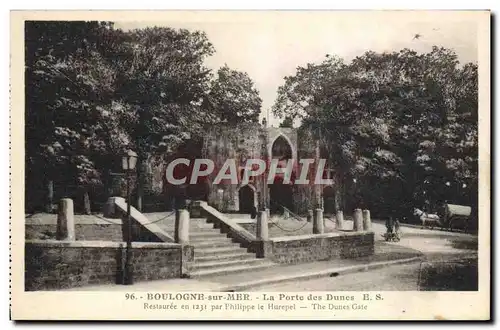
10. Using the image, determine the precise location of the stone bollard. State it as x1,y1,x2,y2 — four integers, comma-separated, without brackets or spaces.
103,197,125,219
283,208,289,219
313,208,324,234
190,200,203,218
216,189,224,209
307,209,314,223
256,209,269,240
175,209,190,244
362,209,372,231
57,198,75,241
336,210,344,230
353,208,363,232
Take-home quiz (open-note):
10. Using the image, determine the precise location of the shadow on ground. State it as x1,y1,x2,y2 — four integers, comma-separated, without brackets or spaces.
449,239,478,250
417,257,478,291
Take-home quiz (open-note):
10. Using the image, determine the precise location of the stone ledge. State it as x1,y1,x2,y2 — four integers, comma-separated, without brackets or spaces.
25,240,181,249
25,216,123,226
270,230,374,242
200,202,256,244
113,198,175,243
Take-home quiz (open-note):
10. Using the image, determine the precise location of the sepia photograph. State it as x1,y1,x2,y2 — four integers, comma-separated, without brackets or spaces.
10,10,490,320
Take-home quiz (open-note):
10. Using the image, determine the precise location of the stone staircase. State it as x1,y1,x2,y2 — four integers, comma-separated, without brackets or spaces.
158,217,276,278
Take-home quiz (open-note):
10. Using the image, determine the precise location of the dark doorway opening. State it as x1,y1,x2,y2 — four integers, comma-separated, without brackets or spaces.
269,182,294,214
238,185,255,214
270,135,294,214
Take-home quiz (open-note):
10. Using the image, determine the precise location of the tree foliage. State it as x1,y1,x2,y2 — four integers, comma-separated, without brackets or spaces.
205,64,262,124
273,47,478,216
25,21,262,211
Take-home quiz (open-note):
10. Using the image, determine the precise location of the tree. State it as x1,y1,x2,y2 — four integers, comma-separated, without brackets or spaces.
25,21,129,212
205,64,262,124
114,27,216,210
279,117,294,128
25,22,265,213
273,47,478,218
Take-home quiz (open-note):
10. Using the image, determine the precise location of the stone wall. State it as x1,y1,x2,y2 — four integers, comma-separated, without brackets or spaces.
202,123,265,212
26,224,123,241
25,240,184,291
262,231,374,264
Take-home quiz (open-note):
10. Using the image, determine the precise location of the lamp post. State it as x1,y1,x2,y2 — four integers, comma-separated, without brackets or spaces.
122,149,138,285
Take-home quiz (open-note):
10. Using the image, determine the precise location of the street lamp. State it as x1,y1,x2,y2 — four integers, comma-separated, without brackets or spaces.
122,149,138,285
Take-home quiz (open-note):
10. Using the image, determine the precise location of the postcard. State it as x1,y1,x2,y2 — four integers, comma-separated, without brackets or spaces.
10,10,490,320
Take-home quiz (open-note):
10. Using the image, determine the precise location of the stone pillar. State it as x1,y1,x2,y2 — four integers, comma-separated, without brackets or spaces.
57,198,75,241
353,208,363,232
216,189,224,210
313,208,324,234
363,209,372,231
103,196,125,218
175,209,190,244
190,200,203,218
336,210,344,230
256,209,269,240
307,209,313,222
45,180,54,213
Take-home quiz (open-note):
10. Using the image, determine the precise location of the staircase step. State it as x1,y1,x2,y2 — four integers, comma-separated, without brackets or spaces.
189,261,276,278
192,258,268,271
190,232,227,239
190,235,229,243
191,239,237,249
194,246,247,256
159,224,215,231
194,252,256,262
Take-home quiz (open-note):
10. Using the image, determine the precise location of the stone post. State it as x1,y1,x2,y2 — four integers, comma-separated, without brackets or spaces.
216,189,224,210
363,209,372,231
190,200,203,218
57,198,75,241
256,209,269,240
336,210,344,230
353,208,363,232
103,196,125,218
283,208,289,219
175,209,190,244
45,180,54,213
313,208,324,234
307,209,313,223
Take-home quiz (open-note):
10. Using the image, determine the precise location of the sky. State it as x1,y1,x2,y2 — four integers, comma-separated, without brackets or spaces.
115,11,480,127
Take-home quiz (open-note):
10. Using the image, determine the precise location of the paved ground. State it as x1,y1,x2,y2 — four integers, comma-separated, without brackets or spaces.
250,221,478,291
251,263,422,291
250,257,478,291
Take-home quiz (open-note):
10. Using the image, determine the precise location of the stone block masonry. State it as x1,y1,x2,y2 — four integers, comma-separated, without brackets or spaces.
26,224,123,241
263,231,374,264
25,240,183,291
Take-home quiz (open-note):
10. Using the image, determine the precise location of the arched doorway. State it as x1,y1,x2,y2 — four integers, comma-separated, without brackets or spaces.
323,186,335,215
271,135,293,160
269,135,294,214
238,185,256,214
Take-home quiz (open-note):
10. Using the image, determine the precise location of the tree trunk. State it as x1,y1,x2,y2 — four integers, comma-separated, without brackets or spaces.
136,158,146,212
45,180,54,213
83,188,91,214
334,178,342,213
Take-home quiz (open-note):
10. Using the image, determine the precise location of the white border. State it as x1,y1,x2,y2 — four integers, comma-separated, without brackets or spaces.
3,1,497,328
